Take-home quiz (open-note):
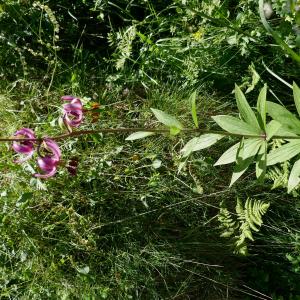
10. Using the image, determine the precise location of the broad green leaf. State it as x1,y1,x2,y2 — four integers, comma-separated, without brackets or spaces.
126,131,155,141
151,108,183,130
267,140,300,165
230,139,262,187
235,84,260,130
256,141,267,181
190,91,198,128
257,84,267,130
288,159,300,193
266,120,281,141
293,82,300,117
267,101,300,134
275,127,298,137
214,142,240,166
181,134,223,158
212,115,261,135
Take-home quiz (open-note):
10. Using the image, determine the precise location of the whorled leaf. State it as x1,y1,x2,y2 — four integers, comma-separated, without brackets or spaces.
267,101,300,135
267,140,300,166
288,159,300,193
257,84,267,130
293,82,300,117
230,139,263,187
235,84,260,130
181,134,224,158
212,115,261,135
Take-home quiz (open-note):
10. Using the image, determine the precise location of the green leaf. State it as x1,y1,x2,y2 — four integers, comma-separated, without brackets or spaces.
170,127,181,136
288,159,300,193
181,134,224,158
245,64,260,94
293,82,300,117
125,131,155,141
257,84,267,130
235,84,260,130
214,142,240,166
190,91,198,128
212,115,261,135
151,108,183,130
267,140,300,165
230,139,262,187
266,120,281,141
267,101,300,134
256,141,267,181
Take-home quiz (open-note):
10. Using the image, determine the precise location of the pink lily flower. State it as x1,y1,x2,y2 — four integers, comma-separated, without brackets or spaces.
12,128,36,163
62,95,83,127
35,139,61,178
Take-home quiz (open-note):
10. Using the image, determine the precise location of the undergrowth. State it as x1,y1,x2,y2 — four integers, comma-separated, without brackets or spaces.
0,0,300,299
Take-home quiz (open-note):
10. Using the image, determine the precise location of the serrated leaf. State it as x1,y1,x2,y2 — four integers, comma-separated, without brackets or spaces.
288,159,300,193
230,139,262,187
266,120,281,141
267,140,300,165
151,108,183,130
214,142,240,166
257,84,267,130
125,131,155,141
267,101,300,134
256,141,267,181
212,115,261,135
235,84,260,130
293,82,300,117
181,134,223,158
190,91,198,128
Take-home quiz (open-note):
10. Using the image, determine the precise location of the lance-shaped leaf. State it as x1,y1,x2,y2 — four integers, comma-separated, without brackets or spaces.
126,131,155,141
151,108,183,131
214,142,240,166
230,139,262,187
294,82,300,117
181,134,223,158
190,91,199,128
288,159,300,193
267,140,300,165
266,120,281,141
212,115,261,135
256,141,267,181
267,101,300,134
257,84,267,130
235,84,260,130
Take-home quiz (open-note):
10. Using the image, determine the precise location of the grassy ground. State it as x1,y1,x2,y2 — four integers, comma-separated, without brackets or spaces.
1,0,300,299
0,79,299,299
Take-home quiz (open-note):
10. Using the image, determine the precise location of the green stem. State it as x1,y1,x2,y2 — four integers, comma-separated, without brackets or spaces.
259,0,300,64
2,127,300,142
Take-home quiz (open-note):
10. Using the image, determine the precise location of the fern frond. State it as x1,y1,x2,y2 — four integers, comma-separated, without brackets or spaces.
218,201,237,238
266,162,290,190
218,198,270,255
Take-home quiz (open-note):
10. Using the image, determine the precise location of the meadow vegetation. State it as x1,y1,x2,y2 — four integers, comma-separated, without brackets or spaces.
0,0,300,299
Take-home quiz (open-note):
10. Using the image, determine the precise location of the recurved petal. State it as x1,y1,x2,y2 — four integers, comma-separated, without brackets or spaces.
12,141,34,154
61,95,76,101
14,128,35,139
43,139,61,161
